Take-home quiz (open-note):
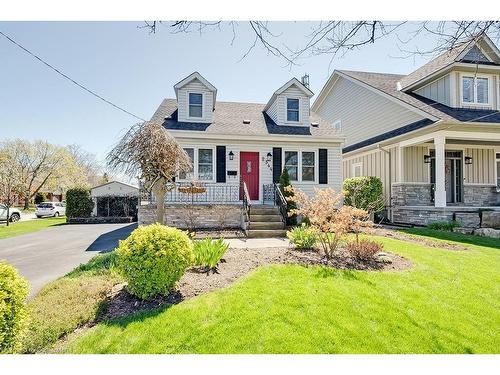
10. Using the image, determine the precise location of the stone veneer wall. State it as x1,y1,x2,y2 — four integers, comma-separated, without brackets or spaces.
138,204,244,229
391,183,433,207
392,208,454,226
463,185,500,206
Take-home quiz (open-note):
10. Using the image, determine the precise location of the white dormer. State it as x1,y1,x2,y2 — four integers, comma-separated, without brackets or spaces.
264,78,314,127
174,72,217,123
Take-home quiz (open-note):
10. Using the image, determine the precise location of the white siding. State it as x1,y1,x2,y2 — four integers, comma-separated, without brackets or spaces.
315,76,424,147
266,84,311,126
414,74,451,106
91,182,138,197
464,147,496,185
177,78,214,123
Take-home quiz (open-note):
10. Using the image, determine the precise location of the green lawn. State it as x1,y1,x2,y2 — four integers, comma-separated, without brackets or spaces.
0,217,65,239
62,229,500,354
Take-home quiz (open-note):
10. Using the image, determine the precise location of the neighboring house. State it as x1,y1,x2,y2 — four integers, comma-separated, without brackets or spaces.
144,72,344,235
312,34,500,226
91,181,139,219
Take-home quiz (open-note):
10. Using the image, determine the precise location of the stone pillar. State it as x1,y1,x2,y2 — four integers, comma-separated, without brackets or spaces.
434,135,446,208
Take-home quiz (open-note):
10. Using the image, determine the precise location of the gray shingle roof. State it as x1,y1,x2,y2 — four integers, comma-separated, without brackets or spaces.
151,99,342,138
339,70,500,124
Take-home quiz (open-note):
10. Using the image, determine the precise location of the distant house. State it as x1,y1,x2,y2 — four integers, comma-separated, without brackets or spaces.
142,72,344,236
91,181,139,219
312,34,500,226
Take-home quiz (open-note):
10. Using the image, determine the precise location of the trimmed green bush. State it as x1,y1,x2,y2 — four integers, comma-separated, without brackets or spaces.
0,261,29,354
286,224,318,249
66,187,94,218
427,220,460,232
343,176,384,213
193,238,229,271
116,224,194,300
279,168,297,225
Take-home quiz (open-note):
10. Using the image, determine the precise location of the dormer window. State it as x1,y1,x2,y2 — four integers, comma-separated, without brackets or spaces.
189,93,203,118
462,76,489,105
287,98,300,122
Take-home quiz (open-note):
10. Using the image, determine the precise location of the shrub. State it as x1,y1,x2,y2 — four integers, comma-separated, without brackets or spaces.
34,192,46,205
279,168,297,225
427,220,460,231
345,239,383,261
343,176,384,213
116,224,193,300
193,238,229,271
0,261,29,354
66,187,94,218
286,224,318,249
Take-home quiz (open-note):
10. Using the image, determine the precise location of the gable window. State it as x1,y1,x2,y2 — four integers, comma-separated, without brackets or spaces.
284,151,298,181
179,148,194,180
462,76,489,105
352,162,363,177
198,149,213,180
301,152,315,181
287,98,300,122
332,119,342,131
189,93,203,118
496,153,500,188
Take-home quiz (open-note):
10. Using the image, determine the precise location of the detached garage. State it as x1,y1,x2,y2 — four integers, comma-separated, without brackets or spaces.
91,181,139,222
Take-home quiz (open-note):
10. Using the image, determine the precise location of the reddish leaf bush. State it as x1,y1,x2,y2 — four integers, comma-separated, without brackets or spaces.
345,239,383,261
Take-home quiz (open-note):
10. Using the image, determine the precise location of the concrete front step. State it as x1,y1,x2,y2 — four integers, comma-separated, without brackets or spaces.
249,221,284,230
249,214,282,222
247,229,287,238
251,207,280,215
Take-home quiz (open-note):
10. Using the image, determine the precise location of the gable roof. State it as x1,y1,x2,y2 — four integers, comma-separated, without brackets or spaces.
264,78,314,111
151,98,343,140
91,181,139,191
399,34,500,90
173,72,217,108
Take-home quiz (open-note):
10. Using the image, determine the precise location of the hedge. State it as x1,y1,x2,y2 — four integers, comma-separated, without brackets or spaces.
66,187,94,218
343,176,384,213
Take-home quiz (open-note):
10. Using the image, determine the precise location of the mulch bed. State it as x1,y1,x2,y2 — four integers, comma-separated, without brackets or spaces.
102,246,411,321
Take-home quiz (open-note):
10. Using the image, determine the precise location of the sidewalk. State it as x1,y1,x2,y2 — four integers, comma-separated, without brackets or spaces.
225,237,290,249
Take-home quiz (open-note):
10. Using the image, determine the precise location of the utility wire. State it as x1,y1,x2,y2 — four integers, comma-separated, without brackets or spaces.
0,30,147,122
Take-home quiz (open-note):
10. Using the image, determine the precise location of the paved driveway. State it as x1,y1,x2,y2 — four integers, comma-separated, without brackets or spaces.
0,223,137,297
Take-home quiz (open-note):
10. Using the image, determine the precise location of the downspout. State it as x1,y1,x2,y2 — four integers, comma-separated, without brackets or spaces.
377,145,393,223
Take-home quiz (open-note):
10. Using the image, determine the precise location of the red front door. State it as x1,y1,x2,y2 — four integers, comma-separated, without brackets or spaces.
240,152,259,200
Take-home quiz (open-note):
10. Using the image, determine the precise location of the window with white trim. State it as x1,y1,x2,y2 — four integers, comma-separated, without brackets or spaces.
286,98,300,122
301,151,315,181
462,76,489,104
188,93,203,118
179,148,194,180
352,162,363,177
284,151,298,181
198,149,213,180
496,153,500,188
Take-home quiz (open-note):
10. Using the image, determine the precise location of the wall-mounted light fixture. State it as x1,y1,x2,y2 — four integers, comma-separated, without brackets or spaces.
423,154,431,164
266,152,272,163
228,151,234,161
465,156,473,165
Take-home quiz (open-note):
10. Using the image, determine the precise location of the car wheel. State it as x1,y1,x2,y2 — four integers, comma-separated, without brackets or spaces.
10,213,20,223
36,215,42,218
54,212,59,217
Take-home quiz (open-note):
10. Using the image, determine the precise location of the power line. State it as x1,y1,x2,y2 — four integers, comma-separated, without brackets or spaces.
0,30,147,122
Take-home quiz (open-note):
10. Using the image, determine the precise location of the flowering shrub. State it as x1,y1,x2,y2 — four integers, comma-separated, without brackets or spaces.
116,224,193,300
285,187,373,259
345,239,383,261
193,238,229,271
286,224,317,249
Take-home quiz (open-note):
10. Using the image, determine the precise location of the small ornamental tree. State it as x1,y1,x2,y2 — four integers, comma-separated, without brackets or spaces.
343,176,384,214
107,122,192,224
279,168,297,225
286,186,372,259
66,187,94,218
34,192,46,205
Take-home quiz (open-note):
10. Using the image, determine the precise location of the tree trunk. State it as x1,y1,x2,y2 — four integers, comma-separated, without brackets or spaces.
152,178,167,224
24,195,30,210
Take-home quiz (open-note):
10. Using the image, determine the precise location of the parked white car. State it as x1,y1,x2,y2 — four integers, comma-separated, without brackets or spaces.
0,204,21,222
35,202,66,218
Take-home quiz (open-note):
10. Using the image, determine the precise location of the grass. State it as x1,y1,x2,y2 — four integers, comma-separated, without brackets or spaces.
0,217,66,239
61,230,500,354
22,252,121,353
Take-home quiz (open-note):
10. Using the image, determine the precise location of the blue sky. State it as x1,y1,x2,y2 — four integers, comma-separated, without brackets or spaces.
0,21,438,161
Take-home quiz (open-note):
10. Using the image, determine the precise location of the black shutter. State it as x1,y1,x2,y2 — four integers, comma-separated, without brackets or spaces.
319,148,328,184
216,146,226,183
273,147,282,183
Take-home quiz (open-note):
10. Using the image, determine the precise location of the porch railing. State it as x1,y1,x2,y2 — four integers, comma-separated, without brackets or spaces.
142,182,241,204
262,183,287,225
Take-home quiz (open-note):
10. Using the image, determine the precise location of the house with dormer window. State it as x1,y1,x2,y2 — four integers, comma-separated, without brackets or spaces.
312,34,500,227
144,72,344,236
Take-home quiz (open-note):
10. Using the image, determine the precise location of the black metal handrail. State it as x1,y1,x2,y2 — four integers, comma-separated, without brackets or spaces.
273,183,288,225
143,182,241,204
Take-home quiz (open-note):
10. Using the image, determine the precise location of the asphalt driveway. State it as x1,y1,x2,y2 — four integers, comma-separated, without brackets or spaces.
0,223,137,297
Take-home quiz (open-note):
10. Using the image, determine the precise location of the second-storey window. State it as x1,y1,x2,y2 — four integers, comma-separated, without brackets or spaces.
198,149,213,180
284,151,298,181
462,76,489,104
189,93,203,118
287,98,300,122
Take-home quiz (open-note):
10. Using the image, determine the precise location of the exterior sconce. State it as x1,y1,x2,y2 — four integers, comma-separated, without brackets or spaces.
266,152,272,163
465,156,473,165
423,154,431,164
228,151,234,161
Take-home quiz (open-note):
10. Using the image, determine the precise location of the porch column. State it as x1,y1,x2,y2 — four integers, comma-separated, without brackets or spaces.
434,135,446,207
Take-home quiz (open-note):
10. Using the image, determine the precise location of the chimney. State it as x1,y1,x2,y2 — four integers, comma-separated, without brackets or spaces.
301,74,310,88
